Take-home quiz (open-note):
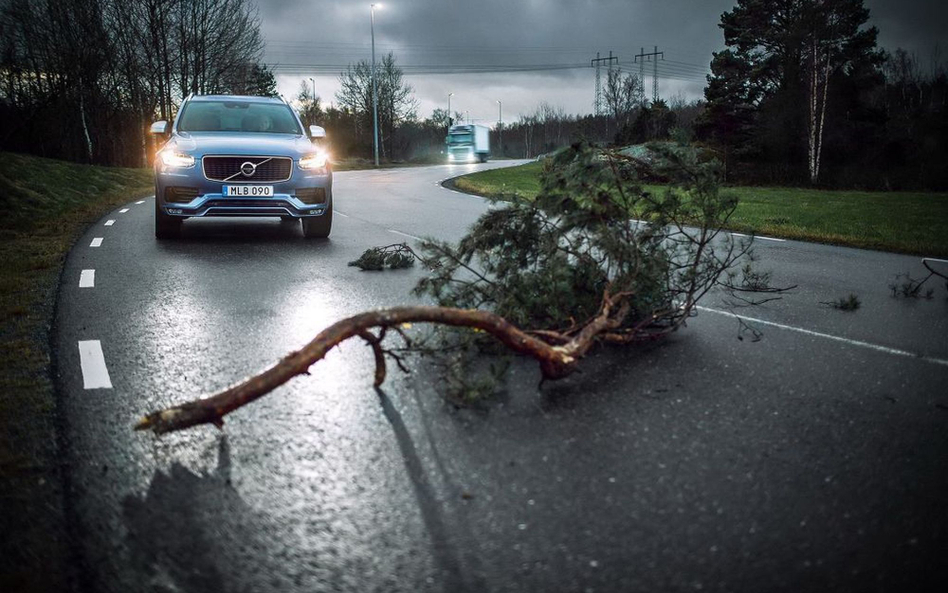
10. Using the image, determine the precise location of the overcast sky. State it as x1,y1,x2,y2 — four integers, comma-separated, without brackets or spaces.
257,0,948,126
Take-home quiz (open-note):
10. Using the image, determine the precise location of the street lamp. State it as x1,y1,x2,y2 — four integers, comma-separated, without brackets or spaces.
447,92,454,127
497,100,502,158
370,3,381,167
308,77,316,124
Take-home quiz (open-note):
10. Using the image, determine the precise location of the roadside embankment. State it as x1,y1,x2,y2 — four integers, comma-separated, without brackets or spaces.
0,151,151,592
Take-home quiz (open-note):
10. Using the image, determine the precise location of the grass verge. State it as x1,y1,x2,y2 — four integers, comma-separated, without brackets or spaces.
0,151,152,591
453,161,948,256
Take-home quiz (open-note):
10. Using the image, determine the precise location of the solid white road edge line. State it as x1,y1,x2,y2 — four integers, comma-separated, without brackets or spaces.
135,200,145,204
90,238,103,247
388,229,422,241
119,208,129,213
78,340,113,389
697,306,948,368
105,220,115,226
79,269,95,288
731,232,786,242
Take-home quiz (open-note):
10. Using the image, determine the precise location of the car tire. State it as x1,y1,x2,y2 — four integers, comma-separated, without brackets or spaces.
301,198,332,239
154,194,181,239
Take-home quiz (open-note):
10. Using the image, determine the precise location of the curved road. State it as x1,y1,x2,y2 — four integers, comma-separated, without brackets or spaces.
54,162,947,592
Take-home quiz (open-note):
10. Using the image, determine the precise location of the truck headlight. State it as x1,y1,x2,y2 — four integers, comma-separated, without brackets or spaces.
158,150,194,169
299,152,329,170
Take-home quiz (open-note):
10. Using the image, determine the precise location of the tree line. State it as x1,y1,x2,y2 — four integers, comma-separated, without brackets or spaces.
1,0,944,190
314,0,945,191
291,54,699,164
696,0,948,190
0,0,274,167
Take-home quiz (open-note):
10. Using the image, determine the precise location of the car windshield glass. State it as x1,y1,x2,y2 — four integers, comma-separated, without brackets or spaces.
177,101,302,134
448,132,472,143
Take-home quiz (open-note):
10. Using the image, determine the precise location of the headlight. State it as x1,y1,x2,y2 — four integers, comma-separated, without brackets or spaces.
299,152,329,170
158,150,194,169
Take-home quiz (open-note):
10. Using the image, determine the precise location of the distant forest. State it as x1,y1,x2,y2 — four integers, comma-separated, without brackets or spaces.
1,0,945,190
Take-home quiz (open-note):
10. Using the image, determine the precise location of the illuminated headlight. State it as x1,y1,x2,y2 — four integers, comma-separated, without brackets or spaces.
299,152,329,170
158,150,194,169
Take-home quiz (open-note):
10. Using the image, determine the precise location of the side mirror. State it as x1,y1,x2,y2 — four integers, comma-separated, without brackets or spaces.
150,121,168,135
309,125,326,139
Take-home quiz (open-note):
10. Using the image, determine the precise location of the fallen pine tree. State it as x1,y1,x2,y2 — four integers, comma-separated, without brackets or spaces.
137,141,786,435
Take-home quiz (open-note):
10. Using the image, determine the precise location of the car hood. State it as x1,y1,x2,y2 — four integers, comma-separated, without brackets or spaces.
172,132,317,157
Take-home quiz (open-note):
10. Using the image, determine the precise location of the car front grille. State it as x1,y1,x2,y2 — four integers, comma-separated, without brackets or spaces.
203,156,292,183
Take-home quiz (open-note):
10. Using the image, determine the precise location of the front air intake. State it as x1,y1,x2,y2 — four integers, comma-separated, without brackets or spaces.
295,188,327,204
164,186,199,203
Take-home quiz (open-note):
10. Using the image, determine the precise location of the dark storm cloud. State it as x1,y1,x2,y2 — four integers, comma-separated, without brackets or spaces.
254,0,948,123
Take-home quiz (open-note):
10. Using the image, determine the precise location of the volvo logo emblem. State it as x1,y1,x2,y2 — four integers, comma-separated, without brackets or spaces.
240,161,257,176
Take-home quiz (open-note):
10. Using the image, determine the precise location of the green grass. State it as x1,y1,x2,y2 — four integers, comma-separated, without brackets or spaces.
453,162,948,256
0,152,151,592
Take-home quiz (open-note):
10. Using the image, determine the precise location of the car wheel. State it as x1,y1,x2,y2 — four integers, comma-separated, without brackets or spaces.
301,198,332,239
154,193,181,239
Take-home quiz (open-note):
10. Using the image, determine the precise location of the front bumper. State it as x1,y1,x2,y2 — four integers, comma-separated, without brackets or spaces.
156,168,331,218
160,193,330,218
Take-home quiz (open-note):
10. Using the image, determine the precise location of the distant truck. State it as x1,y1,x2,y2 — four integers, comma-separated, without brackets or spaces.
446,124,490,163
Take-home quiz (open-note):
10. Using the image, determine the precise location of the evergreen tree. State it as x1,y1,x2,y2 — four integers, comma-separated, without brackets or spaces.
700,0,882,184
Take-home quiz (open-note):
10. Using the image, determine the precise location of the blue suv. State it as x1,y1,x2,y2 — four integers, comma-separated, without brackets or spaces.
150,94,332,239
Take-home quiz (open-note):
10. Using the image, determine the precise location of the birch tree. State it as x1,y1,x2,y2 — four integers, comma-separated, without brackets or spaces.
702,0,881,184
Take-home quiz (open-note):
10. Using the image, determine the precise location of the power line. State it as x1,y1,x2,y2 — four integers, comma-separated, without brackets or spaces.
269,61,709,83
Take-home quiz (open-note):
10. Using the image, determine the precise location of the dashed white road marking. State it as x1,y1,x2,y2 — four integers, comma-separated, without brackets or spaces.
698,306,948,368
105,220,115,226
78,340,113,389
79,269,95,288
90,238,103,247
119,208,129,213
388,229,422,241
135,200,145,204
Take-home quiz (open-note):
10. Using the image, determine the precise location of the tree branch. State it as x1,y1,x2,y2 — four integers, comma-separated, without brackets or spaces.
135,304,622,436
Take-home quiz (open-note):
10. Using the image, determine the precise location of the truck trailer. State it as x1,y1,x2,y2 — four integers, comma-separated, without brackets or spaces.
446,124,490,163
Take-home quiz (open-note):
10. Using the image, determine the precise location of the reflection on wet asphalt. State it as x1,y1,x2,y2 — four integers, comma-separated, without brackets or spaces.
54,164,948,591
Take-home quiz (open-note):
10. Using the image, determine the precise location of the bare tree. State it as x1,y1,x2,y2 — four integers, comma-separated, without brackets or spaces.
605,68,643,128
336,52,417,159
0,0,268,165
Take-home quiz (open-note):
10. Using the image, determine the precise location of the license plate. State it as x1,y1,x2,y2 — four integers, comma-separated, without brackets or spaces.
223,185,273,197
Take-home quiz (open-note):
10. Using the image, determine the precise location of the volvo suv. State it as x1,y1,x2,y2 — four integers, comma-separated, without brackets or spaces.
150,94,332,239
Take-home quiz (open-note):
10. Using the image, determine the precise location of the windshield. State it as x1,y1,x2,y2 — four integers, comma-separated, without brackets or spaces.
177,101,302,134
448,132,472,144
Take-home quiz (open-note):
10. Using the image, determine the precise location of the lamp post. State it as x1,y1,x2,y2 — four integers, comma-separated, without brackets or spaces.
447,92,454,127
370,4,381,167
496,100,502,158
308,77,316,124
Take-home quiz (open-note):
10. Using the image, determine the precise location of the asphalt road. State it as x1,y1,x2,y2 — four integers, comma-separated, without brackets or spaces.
53,161,948,592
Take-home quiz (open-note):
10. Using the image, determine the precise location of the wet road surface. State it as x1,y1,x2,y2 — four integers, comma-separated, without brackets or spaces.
53,162,948,592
